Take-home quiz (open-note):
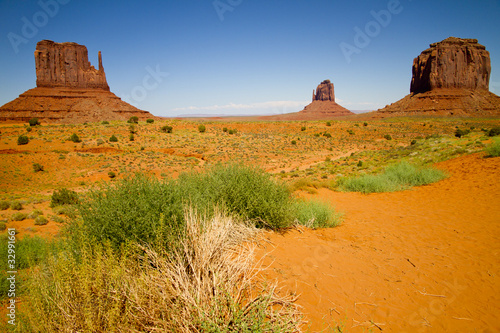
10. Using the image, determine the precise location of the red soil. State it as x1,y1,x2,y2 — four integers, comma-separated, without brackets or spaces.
257,153,500,332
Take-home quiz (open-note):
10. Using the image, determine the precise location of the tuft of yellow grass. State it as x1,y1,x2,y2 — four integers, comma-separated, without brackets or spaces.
21,209,303,332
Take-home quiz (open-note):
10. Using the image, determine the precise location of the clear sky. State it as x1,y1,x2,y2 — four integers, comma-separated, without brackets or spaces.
0,0,499,117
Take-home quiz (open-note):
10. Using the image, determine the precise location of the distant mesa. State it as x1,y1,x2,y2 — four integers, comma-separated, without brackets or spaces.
299,80,353,118
376,37,500,117
0,40,153,123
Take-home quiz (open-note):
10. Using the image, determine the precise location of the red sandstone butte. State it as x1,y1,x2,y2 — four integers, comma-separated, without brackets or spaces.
375,37,500,117
0,40,154,123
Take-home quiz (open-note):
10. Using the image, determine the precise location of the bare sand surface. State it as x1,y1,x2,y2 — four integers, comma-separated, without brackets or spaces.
257,153,500,332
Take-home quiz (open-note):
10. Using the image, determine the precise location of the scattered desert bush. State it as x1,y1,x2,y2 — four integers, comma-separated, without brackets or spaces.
338,161,447,193
129,133,135,141
17,134,29,145
347,129,355,135
27,210,43,219
323,132,332,138
101,120,109,125
301,126,306,131
28,118,40,126
384,134,392,140
291,140,297,145
10,201,23,210
26,126,32,132
33,163,44,172
69,133,81,143
50,188,79,207
198,124,206,133
128,116,139,124
34,216,48,226
129,125,137,134
228,129,234,135
455,128,470,138
294,199,341,229
11,212,27,221
326,121,332,126
108,171,116,178
488,127,500,137
109,134,118,142
161,125,173,133
223,127,228,132
0,201,10,210
20,212,301,332
485,138,500,157
0,223,5,231
146,118,154,124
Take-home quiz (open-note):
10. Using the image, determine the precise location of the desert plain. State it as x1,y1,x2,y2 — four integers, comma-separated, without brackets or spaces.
0,115,499,332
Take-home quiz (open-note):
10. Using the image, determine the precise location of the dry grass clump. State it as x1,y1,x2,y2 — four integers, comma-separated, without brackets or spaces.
19,210,302,332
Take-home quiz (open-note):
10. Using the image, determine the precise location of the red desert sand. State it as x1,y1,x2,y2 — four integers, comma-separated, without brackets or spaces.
256,153,500,332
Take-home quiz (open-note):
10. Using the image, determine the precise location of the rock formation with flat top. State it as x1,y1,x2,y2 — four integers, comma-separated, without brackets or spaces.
375,37,500,117
35,40,110,90
0,40,154,123
313,80,335,101
264,80,353,120
410,37,491,93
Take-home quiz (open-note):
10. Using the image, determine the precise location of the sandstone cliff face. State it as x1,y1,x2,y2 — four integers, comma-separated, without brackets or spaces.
313,80,335,101
375,37,499,117
0,40,154,123
35,40,110,90
411,37,491,94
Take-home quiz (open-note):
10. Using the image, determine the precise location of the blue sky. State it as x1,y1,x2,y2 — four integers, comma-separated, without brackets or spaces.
0,0,499,117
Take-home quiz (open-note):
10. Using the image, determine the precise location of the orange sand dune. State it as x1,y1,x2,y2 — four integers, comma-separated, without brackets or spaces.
257,153,500,332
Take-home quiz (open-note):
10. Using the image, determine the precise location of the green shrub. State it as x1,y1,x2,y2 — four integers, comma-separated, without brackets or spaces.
128,116,139,124
323,132,332,138
228,129,234,135
161,125,173,133
0,223,6,231
11,212,27,221
198,124,206,133
33,163,44,172
146,118,154,124
0,201,10,210
50,188,79,207
347,130,355,135
294,199,341,229
28,210,43,219
384,134,392,140
28,118,40,126
357,160,363,167
96,138,105,146
10,201,23,210
17,135,29,145
223,127,228,132
26,126,32,132
129,133,135,141
338,161,447,193
363,122,368,127
486,138,500,157
101,120,109,125
109,134,118,142
488,127,500,137
301,126,306,131
108,171,116,178
34,216,48,226
326,121,331,126
455,128,470,138
129,125,137,134
69,133,81,143
291,140,297,145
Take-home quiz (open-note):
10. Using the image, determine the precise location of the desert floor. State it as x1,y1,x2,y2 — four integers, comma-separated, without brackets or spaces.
0,117,499,332
257,153,500,332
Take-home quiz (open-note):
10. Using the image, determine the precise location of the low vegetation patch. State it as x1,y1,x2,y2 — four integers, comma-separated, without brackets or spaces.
50,188,79,207
486,138,500,158
338,161,447,193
